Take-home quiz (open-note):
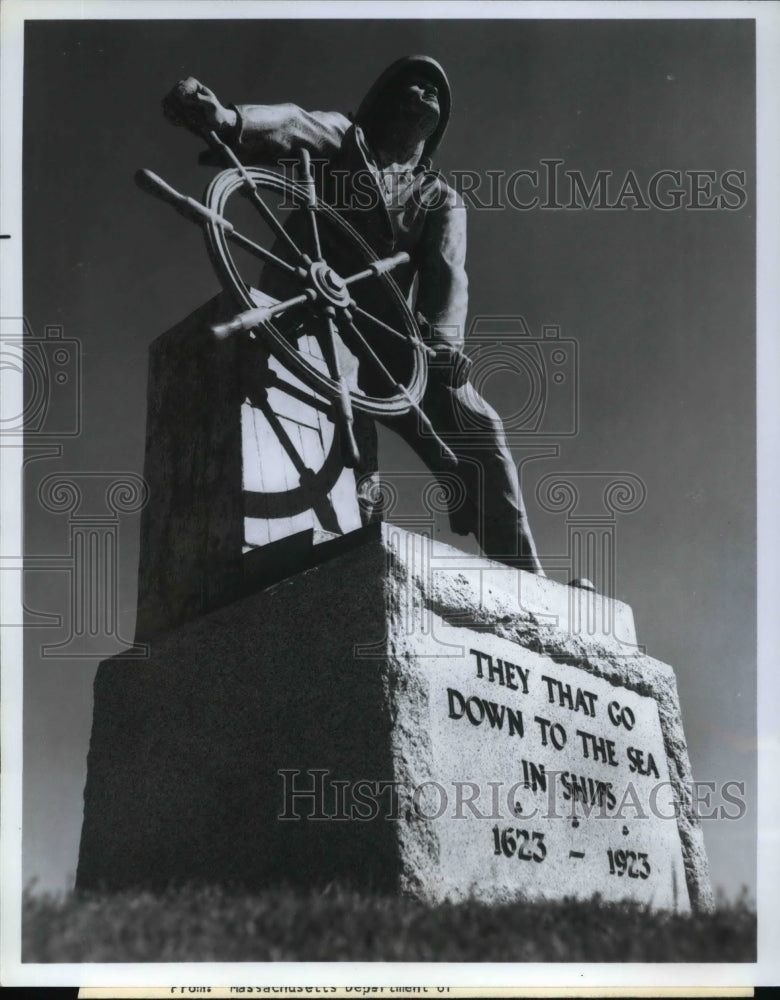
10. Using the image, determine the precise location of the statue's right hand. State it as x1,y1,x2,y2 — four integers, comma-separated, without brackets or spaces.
162,77,237,136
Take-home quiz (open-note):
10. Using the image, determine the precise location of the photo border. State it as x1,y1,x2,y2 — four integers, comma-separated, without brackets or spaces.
1,0,777,988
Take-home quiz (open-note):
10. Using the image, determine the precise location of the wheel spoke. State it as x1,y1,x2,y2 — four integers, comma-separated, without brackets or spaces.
299,148,323,262
135,167,299,276
319,308,360,468
350,302,432,355
343,251,411,286
340,317,406,397
244,184,307,265
226,229,299,275
205,129,307,263
212,291,314,339
339,315,457,466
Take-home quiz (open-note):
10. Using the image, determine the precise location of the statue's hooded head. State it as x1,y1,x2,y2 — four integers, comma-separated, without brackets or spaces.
354,55,451,166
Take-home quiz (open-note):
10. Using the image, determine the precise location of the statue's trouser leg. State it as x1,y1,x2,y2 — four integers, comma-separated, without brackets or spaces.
353,381,544,575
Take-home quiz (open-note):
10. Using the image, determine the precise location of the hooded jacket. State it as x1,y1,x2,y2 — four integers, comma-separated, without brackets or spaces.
227,57,468,354
353,54,451,164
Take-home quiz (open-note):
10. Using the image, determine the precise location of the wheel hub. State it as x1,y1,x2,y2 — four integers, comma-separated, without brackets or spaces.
309,261,351,307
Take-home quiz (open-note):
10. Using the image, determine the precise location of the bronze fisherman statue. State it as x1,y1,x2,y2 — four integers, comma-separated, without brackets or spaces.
163,56,544,575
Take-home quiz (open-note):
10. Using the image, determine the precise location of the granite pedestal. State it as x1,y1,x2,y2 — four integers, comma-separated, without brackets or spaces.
77,524,712,911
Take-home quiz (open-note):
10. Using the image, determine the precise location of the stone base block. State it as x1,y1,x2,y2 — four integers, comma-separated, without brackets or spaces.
77,524,712,911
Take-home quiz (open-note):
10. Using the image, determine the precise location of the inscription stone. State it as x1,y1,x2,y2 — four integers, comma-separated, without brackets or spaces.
422,629,689,908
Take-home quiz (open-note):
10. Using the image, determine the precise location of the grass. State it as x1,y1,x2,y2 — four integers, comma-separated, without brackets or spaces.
22,884,756,963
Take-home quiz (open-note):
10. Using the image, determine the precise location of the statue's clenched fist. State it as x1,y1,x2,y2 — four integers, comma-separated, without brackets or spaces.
162,77,238,137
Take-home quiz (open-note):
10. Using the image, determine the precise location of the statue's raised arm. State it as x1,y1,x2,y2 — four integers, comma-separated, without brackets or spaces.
162,76,350,163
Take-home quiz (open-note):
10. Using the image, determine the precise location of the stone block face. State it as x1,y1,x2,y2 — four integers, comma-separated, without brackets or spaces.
136,295,244,640
135,296,360,641
79,524,712,911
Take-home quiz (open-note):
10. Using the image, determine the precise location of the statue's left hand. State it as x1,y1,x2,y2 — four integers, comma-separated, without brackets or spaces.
427,344,473,389
416,313,472,388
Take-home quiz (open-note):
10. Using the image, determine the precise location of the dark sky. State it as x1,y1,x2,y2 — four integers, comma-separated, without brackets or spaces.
21,17,755,898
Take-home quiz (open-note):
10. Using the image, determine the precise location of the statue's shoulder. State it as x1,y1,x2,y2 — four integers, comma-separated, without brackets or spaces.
417,168,465,213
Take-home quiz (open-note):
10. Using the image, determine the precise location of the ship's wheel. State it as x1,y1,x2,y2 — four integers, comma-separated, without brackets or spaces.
136,134,453,471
